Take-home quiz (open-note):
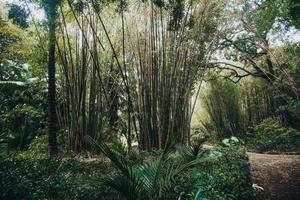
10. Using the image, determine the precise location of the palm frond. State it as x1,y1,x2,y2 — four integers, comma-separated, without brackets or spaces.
85,136,146,198
85,135,205,200
85,136,131,176
104,174,143,200
177,136,206,162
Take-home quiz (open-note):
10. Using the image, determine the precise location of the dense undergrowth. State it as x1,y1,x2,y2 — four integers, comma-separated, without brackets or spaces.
1,1,299,199
0,136,254,200
246,118,300,152
170,147,254,200
0,152,113,200
199,77,300,153
204,117,300,153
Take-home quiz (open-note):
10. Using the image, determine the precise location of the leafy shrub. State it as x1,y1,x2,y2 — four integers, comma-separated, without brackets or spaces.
86,136,209,200
0,105,45,151
0,156,72,200
0,155,113,200
86,136,254,200
171,146,254,200
249,117,300,152
127,148,145,164
27,134,48,155
20,132,66,158
0,143,255,200
0,79,47,152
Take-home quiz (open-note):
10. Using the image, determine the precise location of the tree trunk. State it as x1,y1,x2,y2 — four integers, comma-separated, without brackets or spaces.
47,2,58,156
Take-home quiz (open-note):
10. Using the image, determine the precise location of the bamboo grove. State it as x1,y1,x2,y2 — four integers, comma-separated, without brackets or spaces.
52,0,221,151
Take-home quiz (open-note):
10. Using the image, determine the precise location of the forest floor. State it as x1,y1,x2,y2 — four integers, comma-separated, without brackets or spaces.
248,152,300,200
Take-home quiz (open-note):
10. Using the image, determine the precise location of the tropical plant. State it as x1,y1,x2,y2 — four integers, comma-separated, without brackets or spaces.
176,135,207,163
0,105,44,151
0,65,47,152
85,136,204,200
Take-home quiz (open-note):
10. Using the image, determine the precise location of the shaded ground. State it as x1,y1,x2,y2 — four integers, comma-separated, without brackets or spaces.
248,152,300,200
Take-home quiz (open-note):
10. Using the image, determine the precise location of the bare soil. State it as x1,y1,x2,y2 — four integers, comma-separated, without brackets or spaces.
248,152,300,200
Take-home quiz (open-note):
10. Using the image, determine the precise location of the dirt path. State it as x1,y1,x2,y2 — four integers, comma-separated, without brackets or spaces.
247,152,300,200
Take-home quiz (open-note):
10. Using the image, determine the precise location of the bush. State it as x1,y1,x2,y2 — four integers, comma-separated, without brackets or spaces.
0,143,254,200
0,80,47,152
20,132,65,158
171,146,254,200
0,105,45,151
26,134,48,156
248,117,300,152
0,156,72,200
0,155,113,200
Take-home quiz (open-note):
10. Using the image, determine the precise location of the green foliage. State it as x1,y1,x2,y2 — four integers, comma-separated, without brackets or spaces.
8,4,29,29
0,79,47,151
0,6,47,79
289,0,300,28
0,18,22,63
201,76,300,152
210,0,300,150
86,136,206,200
248,117,300,152
0,23,46,151
0,154,112,200
243,0,291,37
172,146,254,200
274,43,300,129
0,62,29,81
0,105,45,151
176,135,207,162
0,155,71,200
0,11,36,67
0,137,254,200
246,0,300,30
201,79,243,138
27,134,49,155
16,134,57,159
86,136,254,200
168,0,185,30
200,77,276,141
